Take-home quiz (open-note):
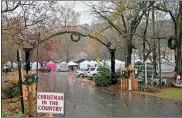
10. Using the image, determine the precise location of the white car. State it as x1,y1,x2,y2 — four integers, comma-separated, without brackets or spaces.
76,68,89,77
86,67,100,79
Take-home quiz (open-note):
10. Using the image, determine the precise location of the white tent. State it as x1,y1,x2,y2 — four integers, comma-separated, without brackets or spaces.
79,60,90,69
101,60,125,71
5,61,12,67
59,62,69,71
115,59,125,69
68,61,78,66
135,59,142,63
31,62,41,70
13,63,18,68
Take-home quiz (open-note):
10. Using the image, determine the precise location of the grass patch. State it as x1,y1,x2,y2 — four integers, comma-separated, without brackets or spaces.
143,88,182,101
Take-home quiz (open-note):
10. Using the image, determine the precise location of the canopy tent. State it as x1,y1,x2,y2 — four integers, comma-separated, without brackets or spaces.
115,59,125,69
13,63,18,68
4,61,12,67
68,61,78,66
101,60,125,71
59,62,69,71
46,61,56,71
31,62,41,70
79,60,90,69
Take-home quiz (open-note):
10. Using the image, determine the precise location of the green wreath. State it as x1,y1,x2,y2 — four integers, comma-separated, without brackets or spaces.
168,36,177,49
121,71,130,78
70,33,81,42
22,75,37,85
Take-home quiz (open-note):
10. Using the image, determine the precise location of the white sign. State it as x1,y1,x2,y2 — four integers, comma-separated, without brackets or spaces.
37,92,64,114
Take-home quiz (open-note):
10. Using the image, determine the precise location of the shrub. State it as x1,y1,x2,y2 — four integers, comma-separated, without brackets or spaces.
2,84,20,99
93,62,112,87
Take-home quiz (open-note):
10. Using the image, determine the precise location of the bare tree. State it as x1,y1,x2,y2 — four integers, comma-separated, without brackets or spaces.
47,2,81,62
84,1,155,67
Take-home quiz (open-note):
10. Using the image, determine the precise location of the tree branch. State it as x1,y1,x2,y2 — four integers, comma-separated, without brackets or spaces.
2,1,21,13
89,5,124,36
100,26,112,33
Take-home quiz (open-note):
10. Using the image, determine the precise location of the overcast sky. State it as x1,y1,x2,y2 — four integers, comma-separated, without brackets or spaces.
58,1,171,25
58,1,98,25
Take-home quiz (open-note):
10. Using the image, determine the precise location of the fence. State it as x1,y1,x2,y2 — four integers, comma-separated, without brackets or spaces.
21,70,37,101
120,65,138,91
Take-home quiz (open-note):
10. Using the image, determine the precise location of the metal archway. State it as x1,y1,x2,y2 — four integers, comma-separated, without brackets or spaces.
25,25,116,79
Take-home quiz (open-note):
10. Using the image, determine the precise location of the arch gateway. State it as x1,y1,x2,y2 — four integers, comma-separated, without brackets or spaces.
24,26,116,79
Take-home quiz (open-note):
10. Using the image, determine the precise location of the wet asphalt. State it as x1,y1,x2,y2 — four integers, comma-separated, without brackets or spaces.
41,72,182,117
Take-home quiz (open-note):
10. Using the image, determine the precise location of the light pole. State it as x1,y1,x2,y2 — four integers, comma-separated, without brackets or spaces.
23,41,33,117
152,37,166,88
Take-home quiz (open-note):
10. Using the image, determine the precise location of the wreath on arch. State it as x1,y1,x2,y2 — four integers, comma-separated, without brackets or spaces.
168,36,177,49
70,33,81,42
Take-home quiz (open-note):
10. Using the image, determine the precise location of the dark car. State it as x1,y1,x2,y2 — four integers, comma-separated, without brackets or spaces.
2,65,14,73
38,66,51,73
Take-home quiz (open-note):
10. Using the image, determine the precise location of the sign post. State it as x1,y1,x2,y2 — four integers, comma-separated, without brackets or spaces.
96,57,100,63
37,92,65,116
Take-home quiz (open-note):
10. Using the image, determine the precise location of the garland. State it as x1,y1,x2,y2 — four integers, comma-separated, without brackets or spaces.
168,36,177,49
70,33,81,42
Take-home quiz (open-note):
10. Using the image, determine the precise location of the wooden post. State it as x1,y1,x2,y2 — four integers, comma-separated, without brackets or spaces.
120,78,122,90
28,90,33,117
46,113,53,117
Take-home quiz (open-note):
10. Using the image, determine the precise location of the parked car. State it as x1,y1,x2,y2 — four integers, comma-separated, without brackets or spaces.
2,65,14,73
38,66,51,73
87,67,101,79
76,68,90,78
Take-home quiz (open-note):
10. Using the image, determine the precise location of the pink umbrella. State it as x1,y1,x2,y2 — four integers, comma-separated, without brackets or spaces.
46,61,56,71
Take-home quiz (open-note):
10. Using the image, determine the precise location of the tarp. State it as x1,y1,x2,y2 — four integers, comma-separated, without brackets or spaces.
79,60,90,69
46,61,56,71
68,61,78,66
32,62,41,70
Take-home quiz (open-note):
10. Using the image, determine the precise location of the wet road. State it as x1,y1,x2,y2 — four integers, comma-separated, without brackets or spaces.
41,72,182,117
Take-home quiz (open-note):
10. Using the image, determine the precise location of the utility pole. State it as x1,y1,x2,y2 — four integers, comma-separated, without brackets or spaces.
152,7,157,78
